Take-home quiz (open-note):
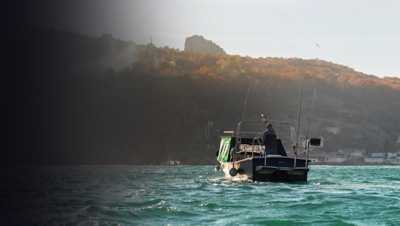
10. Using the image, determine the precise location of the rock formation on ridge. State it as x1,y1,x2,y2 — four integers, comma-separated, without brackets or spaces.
184,35,226,54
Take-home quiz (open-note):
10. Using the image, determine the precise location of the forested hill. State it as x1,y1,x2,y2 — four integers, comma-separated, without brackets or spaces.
3,27,400,165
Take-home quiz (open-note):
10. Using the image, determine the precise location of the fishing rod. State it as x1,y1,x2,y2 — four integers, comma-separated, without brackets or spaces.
305,88,316,142
292,81,303,167
236,81,251,138
305,88,317,162
295,81,303,155
239,82,251,126
229,81,251,177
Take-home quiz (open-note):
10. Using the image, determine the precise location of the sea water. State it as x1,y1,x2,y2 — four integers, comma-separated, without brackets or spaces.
1,165,400,225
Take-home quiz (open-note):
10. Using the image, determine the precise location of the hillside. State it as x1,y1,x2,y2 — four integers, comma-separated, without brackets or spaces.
3,27,400,165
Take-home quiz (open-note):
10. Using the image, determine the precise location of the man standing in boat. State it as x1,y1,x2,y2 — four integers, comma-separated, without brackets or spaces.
262,123,278,156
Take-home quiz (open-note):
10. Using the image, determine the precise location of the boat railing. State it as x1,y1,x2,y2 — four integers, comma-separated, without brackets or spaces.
223,131,265,139
239,131,263,138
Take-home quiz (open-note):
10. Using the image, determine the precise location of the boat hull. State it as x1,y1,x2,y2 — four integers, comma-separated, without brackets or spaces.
219,156,310,182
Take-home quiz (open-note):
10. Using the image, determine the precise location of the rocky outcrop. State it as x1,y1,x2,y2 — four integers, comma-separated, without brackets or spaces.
184,35,226,54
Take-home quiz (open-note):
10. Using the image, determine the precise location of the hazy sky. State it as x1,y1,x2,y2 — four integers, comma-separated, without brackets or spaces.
15,0,400,78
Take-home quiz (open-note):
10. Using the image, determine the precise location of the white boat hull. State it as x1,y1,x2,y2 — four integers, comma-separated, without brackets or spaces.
219,155,310,182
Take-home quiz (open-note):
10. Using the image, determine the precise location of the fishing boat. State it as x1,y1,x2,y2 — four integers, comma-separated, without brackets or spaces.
216,85,321,182
216,118,321,182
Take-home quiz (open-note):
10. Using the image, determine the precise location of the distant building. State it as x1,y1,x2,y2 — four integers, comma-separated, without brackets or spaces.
365,157,386,164
371,153,386,158
338,148,367,159
311,147,400,165
386,157,400,165
325,155,347,163
387,152,397,159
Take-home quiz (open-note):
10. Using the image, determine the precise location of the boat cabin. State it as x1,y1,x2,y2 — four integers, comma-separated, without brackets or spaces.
217,135,289,163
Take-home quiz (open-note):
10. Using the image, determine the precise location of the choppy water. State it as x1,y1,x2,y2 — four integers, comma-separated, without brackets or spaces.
1,165,400,225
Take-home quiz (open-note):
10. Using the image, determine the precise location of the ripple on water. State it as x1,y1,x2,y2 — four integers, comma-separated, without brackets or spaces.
2,165,400,225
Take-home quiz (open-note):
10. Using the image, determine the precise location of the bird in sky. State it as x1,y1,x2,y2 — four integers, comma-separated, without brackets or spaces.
316,43,320,47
